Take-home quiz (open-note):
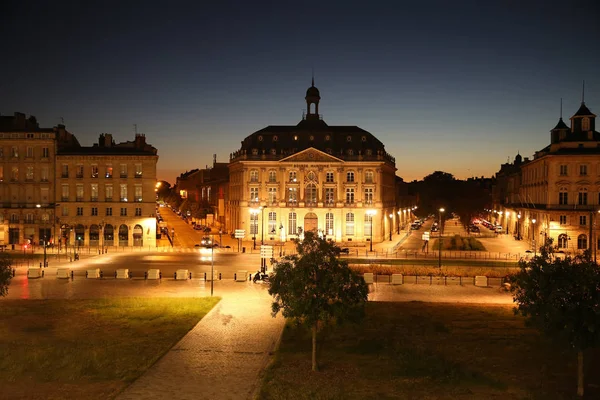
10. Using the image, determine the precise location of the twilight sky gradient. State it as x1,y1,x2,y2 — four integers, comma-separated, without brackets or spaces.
1,1,599,184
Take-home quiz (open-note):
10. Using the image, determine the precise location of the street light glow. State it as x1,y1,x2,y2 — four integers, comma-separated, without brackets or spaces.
439,208,445,212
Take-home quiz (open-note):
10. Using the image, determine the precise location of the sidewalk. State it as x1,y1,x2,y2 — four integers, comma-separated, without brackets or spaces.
116,286,285,400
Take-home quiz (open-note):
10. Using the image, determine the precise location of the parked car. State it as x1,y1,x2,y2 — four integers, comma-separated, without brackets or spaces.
468,225,480,233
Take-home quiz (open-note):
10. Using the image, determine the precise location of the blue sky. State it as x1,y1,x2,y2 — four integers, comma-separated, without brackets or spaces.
1,0,599,183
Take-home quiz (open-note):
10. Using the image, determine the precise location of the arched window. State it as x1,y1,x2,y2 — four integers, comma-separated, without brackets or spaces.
288,212,297,235
268,170,277,182
268,212,277,236
364,213,373,236
582,117,590,131
346,171,355,183
250,170,259,182
578,188,588,205
133,224,143,246
326,213,334,236
345,213,355,235
365,170,374,183
89,224,100,245
118,224,129,246
104,224,114,245
577,234,587,250
558,187,568,205
75,224,85,246
305,183,317,204
557,234,568,249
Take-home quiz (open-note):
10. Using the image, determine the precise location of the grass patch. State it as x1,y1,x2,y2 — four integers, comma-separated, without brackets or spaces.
0,297,220,399
259,302,600,399
432,235,486,251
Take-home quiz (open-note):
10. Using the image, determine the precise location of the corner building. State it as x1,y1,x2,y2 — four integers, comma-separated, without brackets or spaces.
227,82,397,245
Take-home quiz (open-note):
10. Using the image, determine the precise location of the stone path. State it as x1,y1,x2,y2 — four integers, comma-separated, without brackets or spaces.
116,285,284,400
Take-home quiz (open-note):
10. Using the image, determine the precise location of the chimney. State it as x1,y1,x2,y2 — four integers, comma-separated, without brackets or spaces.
134,133,146,148
14,112,26,129
524,157,529,162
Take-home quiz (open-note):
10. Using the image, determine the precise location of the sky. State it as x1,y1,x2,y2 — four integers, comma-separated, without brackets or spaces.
1,0,599,184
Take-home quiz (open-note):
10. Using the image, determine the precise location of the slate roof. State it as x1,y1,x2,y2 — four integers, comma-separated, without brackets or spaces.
552,118,569,130
572,102,596,117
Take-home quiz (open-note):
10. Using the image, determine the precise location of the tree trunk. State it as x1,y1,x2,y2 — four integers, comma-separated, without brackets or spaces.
312,323,318,372
577,350,584,397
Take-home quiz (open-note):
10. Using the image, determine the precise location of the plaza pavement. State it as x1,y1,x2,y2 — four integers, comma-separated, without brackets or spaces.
3,251,516,400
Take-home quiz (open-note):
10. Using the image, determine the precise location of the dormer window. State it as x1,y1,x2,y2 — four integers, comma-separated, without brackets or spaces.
347,149,354,156
252,149,258,155
258,135,263,141
309,135,314,141
270,149,276,155
361,136,366,142
325,135,330,141
273,135,278,142
582,117,590,131
294,135,298,141
346,136,352,142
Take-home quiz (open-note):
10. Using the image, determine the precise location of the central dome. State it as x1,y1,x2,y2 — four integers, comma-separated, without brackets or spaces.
306,85,320,97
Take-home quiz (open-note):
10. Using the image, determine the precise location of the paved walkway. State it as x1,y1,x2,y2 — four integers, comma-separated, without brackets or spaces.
116,286,284,400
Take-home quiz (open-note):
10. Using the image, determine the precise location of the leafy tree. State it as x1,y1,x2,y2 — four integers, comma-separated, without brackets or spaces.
510,249,600,397
269,231,369,371
155,180,172,201
0,254,13,297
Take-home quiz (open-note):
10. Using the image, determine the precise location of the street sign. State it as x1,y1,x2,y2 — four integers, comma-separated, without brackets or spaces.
260,245,274,259
234,229,245,239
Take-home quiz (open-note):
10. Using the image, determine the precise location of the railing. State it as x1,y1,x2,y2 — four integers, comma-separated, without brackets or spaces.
61,174,68,178
76,174,83,179
91,197,98,202
61,196,69,202
76,197,83,202
134,173,143,178
120,174,128,178
105,197,113,202
134,197,143,202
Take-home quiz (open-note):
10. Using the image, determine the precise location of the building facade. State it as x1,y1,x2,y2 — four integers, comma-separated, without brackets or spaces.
492,100,600,255
0,113,78,246
56,133,159,250
227,81,399,246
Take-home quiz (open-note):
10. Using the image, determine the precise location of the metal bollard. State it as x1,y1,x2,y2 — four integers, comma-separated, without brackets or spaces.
115,271,117,278
12,268,16,277
100,271,103,279
40,262,42,268
204,272,207,281
219,272,222,280
144,271,148,280
189,272,192,280
70,270,74,280
234,273,237,281
174,272,177,279
159,272,162,279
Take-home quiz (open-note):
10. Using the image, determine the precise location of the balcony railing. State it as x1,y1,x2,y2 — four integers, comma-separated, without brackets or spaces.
61,173,68,178
76,174,84,179
120,174,128,178
105,173,113,178
91,197,98,202
91,173,98,178
105,197,113,202
134,197,143,202
61,196,69,202
134,172,143,178
76,197,83,202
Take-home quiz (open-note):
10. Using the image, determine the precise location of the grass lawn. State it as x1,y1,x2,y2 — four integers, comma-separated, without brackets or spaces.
432,235,486,251
0,297,220,400
260,302,600,399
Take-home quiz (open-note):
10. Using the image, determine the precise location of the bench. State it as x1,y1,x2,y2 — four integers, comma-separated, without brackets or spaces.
146,269,161,280
116,269,130,279
363,272,374,284
235,270,247,282
27,267,44,279
175,269,189,280
56,268,71,279
391,273,403,285
86,268,101,279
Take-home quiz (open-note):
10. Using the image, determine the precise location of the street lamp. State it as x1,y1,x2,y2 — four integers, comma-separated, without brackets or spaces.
366,209,376,252
531,218,537,256
388,213,393,241
261,206,267,246
438,208,445,268
396,210,401,234
211,233,214,296
505,211,510,234
517,213,521,239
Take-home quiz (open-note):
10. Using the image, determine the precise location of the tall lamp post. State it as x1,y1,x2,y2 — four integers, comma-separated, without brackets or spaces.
366,209,377,252
505,211,510,234
531,218,537,256
438,208,445,268
396,210,401,234
211,233,214,296
517,213,521,239
388,213,393,241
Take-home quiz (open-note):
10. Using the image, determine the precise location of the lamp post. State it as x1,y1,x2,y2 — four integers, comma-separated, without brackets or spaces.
531,218,537,256
505,211,510,234
517,213,521,239
438,208,445,268
261,206,267,246
211,233,214,296
388,213,393,241
396,210,400,234
366,209,377,252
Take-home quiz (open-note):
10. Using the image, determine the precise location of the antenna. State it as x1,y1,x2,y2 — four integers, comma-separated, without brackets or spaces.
560,98,562,119
60,117,64,125
582,80,585,103
311,66,314,86
134,124,138,134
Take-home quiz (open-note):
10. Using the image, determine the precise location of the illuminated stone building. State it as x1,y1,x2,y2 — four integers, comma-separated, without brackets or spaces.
227,81,401,246
56,133,158,249
0,113,77,246
493,98,600,255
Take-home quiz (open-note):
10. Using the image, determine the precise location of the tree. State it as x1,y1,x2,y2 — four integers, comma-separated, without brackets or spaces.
269,231,369,371
510,249,600,397
0,254,13,297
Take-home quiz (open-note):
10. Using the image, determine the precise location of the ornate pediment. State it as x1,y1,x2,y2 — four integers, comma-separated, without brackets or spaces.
279,147,344,164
